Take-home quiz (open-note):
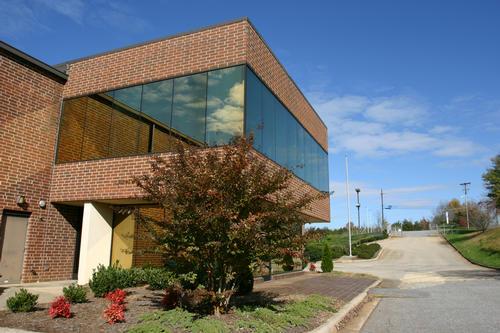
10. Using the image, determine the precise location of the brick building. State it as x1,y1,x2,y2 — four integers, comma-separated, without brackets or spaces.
0,18,329,285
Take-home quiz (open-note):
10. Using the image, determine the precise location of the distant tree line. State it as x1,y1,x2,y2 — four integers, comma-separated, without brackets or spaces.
392,218,430,231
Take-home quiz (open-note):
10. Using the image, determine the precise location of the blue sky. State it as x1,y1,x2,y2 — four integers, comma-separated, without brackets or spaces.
2,0,499,228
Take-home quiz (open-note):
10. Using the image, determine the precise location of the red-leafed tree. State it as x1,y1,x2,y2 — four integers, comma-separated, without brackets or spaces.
134,136,326,315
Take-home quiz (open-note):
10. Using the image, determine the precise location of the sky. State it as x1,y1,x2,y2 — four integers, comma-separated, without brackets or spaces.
2,0,499,228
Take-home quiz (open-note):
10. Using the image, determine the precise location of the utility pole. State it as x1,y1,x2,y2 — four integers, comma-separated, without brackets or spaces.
355,188,361,230
345,154,352,256
380,189,385,232
460,182,471,229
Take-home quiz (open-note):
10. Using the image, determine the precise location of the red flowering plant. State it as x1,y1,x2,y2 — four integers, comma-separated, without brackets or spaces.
309,263,317,272
105,289,126,305
103,303,126,324
49,296,71,319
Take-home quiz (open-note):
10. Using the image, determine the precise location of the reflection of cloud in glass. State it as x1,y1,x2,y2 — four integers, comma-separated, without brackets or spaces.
207,81,244,136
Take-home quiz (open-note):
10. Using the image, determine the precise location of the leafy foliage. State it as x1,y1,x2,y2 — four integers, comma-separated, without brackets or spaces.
89,264,138,297
105,289,127,305
134,136,325,314
281,254,294,272
6,288,38,312
49,296,71,319
353,243,381,259
321,243,333,272
103,303,126,324
432,199,493,231
483,154,500,209
63,284,87,303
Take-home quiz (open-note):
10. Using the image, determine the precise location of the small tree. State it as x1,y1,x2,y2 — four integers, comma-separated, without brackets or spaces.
321,244,333,273
134,136,326,315
482,155,500,209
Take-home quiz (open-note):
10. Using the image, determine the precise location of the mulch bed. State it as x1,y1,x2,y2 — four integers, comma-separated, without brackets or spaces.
0,273,375,333
0,287,164,333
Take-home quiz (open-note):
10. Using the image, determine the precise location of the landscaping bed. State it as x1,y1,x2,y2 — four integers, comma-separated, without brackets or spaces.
0,272,378,333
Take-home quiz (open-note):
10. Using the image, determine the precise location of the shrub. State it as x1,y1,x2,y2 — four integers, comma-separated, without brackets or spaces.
143,268,176,290
89,264,137,297
63,284,87,303
321,244,333,272
162,284,183,309
281,254,294,272
105,289,127,305
49,296,71,319
304,242,323,262
353,243,381,259
6,288,38,312
331,245,346,259
309,263,316,272
103,303,126,324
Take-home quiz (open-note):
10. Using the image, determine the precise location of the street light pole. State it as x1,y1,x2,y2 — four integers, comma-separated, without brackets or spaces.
345,154,352,257
460,182,471,229
355,188,361,230
380,189,385,232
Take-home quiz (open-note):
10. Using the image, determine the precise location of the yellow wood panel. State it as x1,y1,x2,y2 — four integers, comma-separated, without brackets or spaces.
111,213,135,268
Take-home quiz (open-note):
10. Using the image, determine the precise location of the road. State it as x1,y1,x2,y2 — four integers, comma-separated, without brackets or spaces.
336,230,500,333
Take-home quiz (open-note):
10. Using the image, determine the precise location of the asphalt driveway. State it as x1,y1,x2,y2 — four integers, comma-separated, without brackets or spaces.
336,230,500,333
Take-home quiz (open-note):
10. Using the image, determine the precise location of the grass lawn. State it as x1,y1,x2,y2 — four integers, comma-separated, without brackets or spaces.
444,228,500,268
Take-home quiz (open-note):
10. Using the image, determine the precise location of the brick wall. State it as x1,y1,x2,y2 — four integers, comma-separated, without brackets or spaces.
0,53,81,282
62,18,327,151
50,149,329,222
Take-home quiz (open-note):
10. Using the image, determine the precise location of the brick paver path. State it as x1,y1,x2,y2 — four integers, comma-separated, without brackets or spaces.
254,273,376,302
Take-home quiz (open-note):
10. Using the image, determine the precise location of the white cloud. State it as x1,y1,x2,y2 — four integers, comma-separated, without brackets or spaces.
330,181,446,198
311,92,483,158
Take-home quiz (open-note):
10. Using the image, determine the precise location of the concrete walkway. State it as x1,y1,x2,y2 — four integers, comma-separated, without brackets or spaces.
0,280,74,311
336,230,500,333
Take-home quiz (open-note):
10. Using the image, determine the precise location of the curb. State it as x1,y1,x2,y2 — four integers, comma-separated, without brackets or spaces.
440,233,500,271
308,279,381,333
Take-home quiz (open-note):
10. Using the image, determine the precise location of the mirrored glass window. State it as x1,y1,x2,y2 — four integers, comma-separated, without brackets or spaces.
142,80,173,127
245,69,263,150
262,88,276,160
172,73,207,143
206,66,244,146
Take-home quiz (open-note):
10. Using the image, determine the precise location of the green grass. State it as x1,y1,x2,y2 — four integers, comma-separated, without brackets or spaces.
127,295,337,333
445,228,500,268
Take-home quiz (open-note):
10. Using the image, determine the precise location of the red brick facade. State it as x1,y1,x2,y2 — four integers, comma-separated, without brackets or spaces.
0,51,81,282
1,18,330,283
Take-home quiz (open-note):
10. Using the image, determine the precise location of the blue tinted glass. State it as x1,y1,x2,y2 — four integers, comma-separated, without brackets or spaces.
286,111,297,173
275,102,287,166
262,88,276,160
245,68,263,151
296,125,305,179
142,79,173,128
206,66,245,146
172,73,207,143
112,85,142,111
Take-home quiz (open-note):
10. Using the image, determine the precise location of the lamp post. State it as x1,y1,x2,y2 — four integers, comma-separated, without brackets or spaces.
355,188,361,231
345,154,352,257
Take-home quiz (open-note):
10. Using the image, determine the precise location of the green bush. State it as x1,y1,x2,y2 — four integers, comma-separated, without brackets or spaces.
353,243,381,259
331,245,346,259
144,268,177,290
6,288,38,312
281,254,294,272
304,242,323,262
235,266,254,295
89,264,138,297
63,283,88,303
321,244,333,272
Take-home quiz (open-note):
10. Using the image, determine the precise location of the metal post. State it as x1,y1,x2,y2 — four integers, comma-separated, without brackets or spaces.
380,189,385,231
345,154,352,257
355,188,361,230
460,182,471,229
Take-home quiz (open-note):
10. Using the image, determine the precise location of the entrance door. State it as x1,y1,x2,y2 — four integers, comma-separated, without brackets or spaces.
111,213,135,268
0,214,29,284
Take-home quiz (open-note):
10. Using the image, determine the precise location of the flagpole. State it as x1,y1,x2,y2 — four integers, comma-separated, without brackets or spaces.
345,154,352,257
